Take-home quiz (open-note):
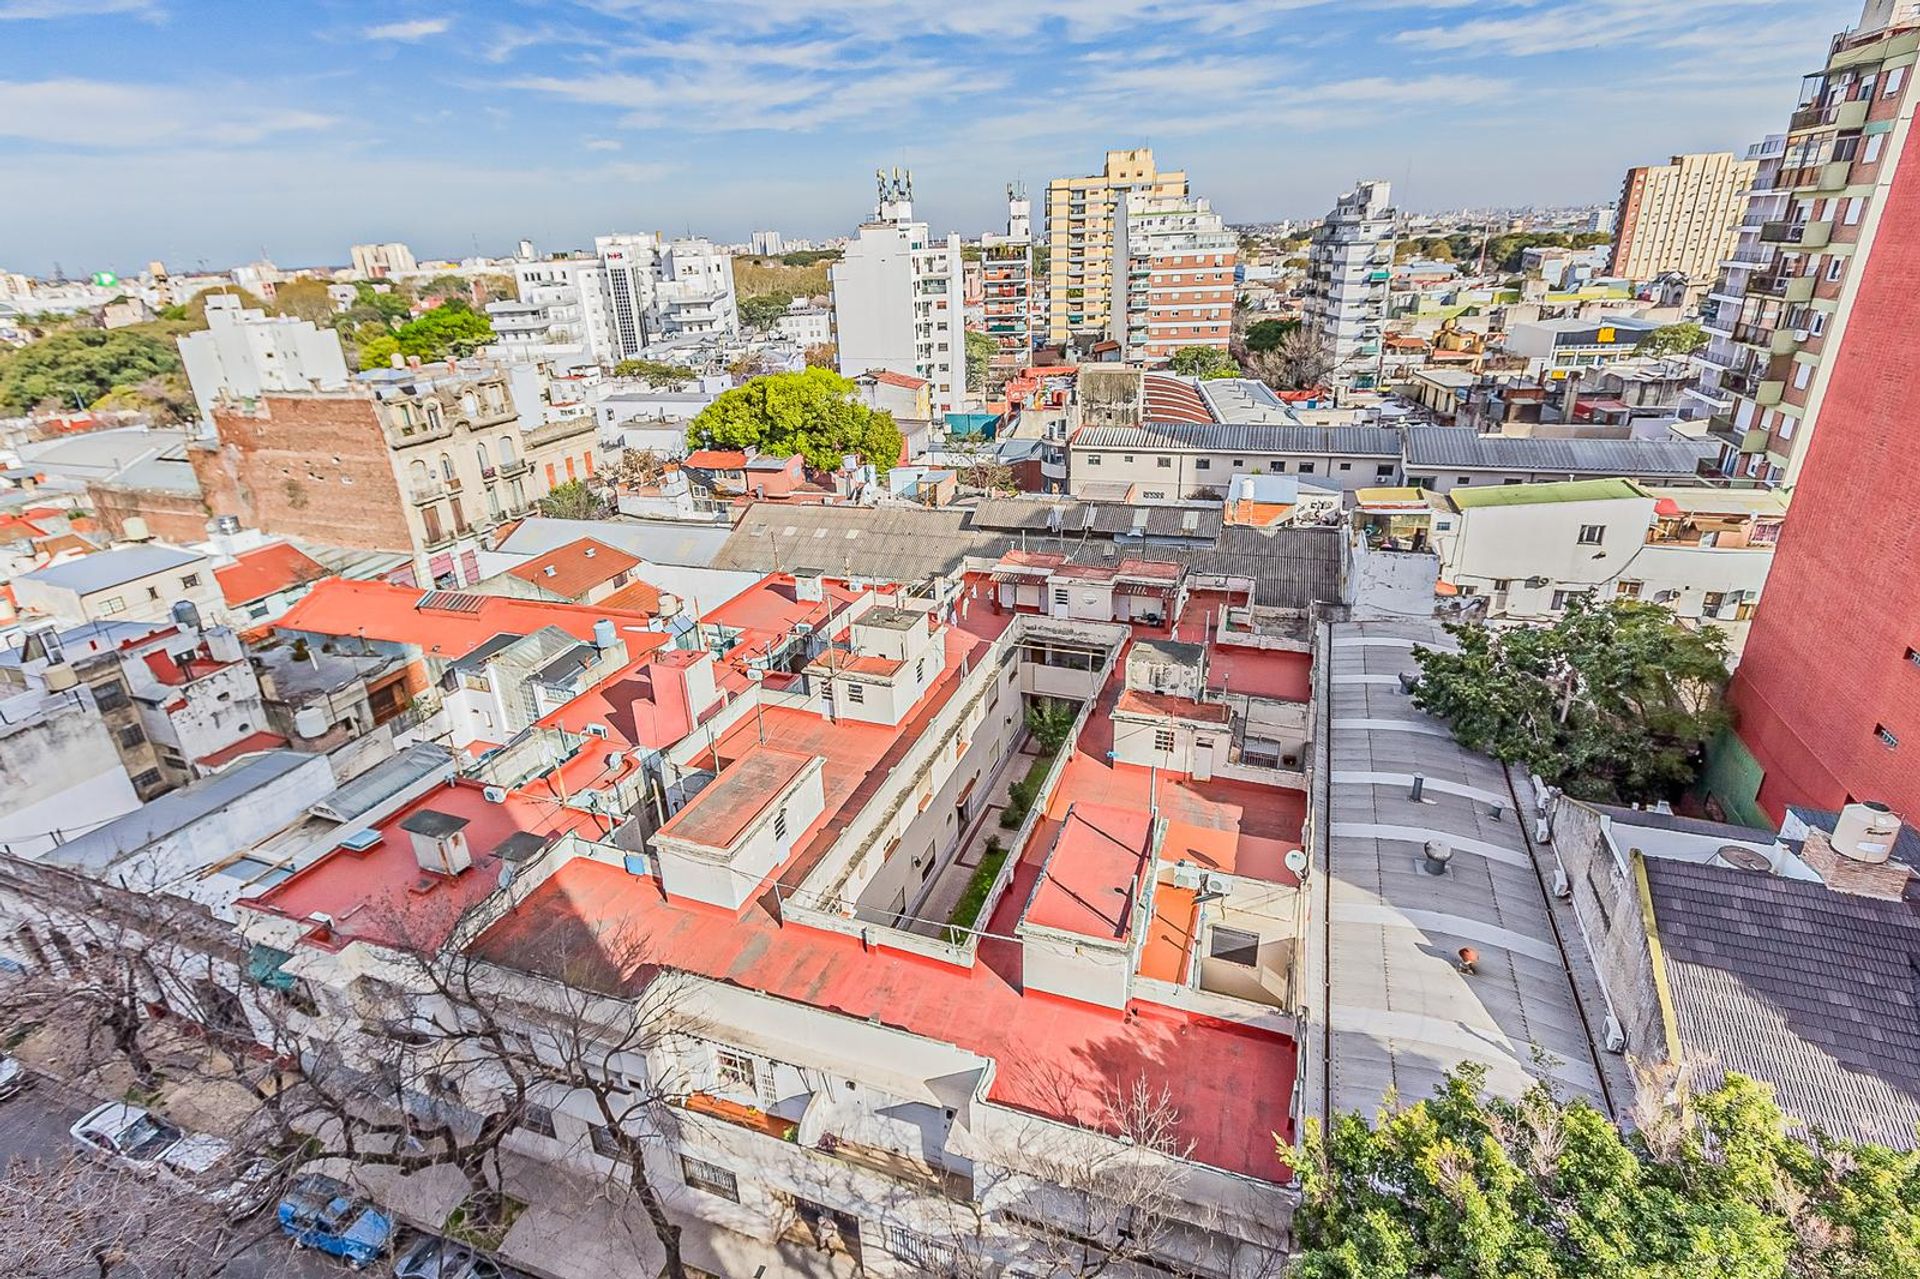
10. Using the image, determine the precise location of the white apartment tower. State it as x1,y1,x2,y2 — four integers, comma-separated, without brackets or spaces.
979,184,1036,381
1110,190,1237,362
1303,180,1397,391
831,169,964,414
486,235,738,368
177,293,351,433
349,241,416,279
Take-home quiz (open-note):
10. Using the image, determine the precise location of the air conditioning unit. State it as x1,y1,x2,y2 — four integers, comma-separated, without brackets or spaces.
1525,576,1550,589
605,751,624,770
1792,328,1810,341
1603,1015,1627,1054
1551,864,1572,899
584,723,610,739
482,786,508,804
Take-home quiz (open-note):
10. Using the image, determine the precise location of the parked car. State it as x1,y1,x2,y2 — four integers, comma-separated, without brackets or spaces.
392,1233,517,1279
0,1055,25,1101
69,1102,253,1207
277,1173,394,1270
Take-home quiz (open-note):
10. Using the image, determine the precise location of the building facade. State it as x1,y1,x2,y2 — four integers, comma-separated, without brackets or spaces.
1608,152,1761,285
1302,180,1396,391
179,294,352,432
349,242,417,279
1045,148,1188,346
1110,192,1236,362
980,185,1036,383
1721,1,1920,824
830,173,963,415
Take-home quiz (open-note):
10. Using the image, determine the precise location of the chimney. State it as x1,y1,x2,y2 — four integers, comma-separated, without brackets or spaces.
584,545,597,558
793,568,824,603
399,810,473,876
390,353,405,370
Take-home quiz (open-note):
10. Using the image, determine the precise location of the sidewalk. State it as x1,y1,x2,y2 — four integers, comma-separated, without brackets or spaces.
11,1016,278,1139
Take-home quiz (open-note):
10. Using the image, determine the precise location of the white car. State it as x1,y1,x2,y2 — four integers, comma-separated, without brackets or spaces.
70,1101,233,1185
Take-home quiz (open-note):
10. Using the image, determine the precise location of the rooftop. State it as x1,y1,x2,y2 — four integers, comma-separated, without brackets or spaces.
1073,422,1401,457
18,544,204,594
1401,426,1715,476
656,746,814,851
493,517,731,570
275,578,657,660
1448,478,1648,509
214,542,329,607
1024,804,1156,942
505,538,644,600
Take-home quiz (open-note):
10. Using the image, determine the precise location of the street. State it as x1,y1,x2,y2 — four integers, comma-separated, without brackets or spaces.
0,1071,343,1279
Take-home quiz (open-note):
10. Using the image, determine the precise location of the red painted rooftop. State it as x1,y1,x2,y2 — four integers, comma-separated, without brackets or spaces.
1023,804,1155,941
197,731,290,768
214,542,329,607
276,578,658,660
1114,688,1232,725
658,745,813,850
506,538,643,600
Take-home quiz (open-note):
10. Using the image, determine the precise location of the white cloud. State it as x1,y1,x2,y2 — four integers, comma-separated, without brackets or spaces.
364,17,450,42
583,137,622,151
0,0,159,17
0,79,335,147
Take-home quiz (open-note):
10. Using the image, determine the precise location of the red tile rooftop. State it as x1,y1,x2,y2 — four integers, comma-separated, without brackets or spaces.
506,538,643,599
277,578,659,659
685,449,748,469
214,541,328,607
657,745,814,851
196,731,289,769
469,855,1296,1181
1114,689,1232,725
244,779,595,952
1023,804,1155,941
598,578,663,615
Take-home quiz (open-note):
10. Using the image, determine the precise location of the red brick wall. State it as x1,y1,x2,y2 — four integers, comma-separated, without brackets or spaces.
85,481,210,544
1729,118,1920,822
197,395,412,552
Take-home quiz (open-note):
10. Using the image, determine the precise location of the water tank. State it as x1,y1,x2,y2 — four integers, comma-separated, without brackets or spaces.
1831,801,1900,864
44,663,78,692
122,516,151,542
657,593,680,617
593,618,617,650
293,705,330,739
170,599,203,631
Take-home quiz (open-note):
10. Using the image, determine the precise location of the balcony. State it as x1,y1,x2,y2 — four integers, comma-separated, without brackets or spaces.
1751,273,1815,304
1760,220,1831,248
498,456,529,478
409,477,461,504
1732,321,1776,349
1792,98,1870,132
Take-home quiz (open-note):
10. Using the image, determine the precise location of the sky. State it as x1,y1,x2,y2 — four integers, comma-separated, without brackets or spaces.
0,0,1865,276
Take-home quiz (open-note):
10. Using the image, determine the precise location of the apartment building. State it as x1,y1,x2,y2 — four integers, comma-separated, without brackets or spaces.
1302,180,1396,390
178,293,352,432
1430,479,1782,642
0,678,141,857
1046,148,1188,345
11,546,221,627
193,362,596,589
1069,422,1402,498
1608,152,1760,284
349,242,416,279
488,237,738,368
979,184,1036,382
831,171,964,414
1717,1,1920,824
212,562,1309,1276
1110,191,1236,362
1689,135,1788,460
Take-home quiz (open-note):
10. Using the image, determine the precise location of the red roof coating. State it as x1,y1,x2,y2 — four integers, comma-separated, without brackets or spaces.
1141,372,1214,424
685,449,749,470
806,649,904,678
1114,689,1232,725
598,578,663,615
276,578,656,658
214,542,329,607
196,731,289,768
0,515,48,542
658,745,814,851
244,779,596,952
506,538,643,600
863,369,929,390
1024,804,1155,941
141,649,234,687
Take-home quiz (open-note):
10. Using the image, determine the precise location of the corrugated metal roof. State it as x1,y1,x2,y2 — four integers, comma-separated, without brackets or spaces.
19,544,204,593
496,517,731,568
1074,422,1401,456
1402,426,1714,475
1645,856,1920,1148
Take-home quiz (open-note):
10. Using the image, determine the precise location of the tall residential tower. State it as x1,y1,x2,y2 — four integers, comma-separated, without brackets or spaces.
1044,148,1187,346
1607,151,1759,284
1302,180,1396,391
831,169,964,415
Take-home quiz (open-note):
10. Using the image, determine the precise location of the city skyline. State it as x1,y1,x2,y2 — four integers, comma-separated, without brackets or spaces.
0,0,1860,274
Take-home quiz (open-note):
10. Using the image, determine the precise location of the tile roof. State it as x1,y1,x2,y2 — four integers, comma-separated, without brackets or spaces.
1073,422,1401,457
684,449,749,470
505,538,643,600
1401,426,1715,476
1644,856,1920,1148
214,542,329,607
861,369,929,390
275,578,657,659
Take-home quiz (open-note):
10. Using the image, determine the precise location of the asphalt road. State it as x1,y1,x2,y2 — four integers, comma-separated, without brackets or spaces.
0,1071,345,1279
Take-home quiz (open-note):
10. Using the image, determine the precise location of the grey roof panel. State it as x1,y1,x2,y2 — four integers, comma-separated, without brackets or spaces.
496,517,730,568
19,545,203,593
1074,422,1401,456
1402,426,1715,475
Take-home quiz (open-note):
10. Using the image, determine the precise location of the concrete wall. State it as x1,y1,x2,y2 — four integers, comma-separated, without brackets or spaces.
1546,796,1668,1065
1070,443,1395,498
0,693,141,857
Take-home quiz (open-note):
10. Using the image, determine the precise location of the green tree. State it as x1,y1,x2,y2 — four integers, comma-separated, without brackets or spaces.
392,299,493,361
964,329,998,393
1024,699,1077,754
1635,322,1709,360
183,284,266,324
1410,596,1730,804
357,334,402,371
0,328,184,415
1290,1064,1920,1279
269,278,337,325
686,367,902,473
1167,346,1238,379
353,281,415,321
612,358,690,387
738,291,793,331
537,479,607,520
1243,318,1298,354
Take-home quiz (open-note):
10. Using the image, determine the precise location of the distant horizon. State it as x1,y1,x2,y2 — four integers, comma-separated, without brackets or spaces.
0,0,1860,277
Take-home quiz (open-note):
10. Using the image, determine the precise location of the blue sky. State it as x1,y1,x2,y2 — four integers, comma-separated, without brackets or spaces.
0,0,1863,275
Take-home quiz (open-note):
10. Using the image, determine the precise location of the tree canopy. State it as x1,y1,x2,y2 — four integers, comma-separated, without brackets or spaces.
1289,1064,1920,1279
965,329,998,393
1635,322,1710,360
1411,596,1730,804
1168,346,1238,379
686,367,902,473
357,299,494,369
0,327,185,415
738,290,793,331
612,358,691,387
1243,317,1299,354
268,277,337,325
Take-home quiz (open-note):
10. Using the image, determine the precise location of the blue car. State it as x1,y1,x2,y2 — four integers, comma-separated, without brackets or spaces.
277,1173,394,1269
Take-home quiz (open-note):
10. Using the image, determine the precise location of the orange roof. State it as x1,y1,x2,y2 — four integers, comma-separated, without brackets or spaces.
197,731,289,768
276,578,657,659
685,449,749,469
214,542,329,606
1025,804,1155,941
1114,688,1233,725
598,578,663,614
0,515,48,542
806,649,904,678
862,369,928,390
506,538,643,600
657,745,814,851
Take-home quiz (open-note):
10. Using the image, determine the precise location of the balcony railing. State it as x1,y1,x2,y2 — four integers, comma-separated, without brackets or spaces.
1759,220,1831,248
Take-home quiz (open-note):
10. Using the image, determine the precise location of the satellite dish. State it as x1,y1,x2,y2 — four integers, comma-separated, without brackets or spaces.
1284,848,1309,877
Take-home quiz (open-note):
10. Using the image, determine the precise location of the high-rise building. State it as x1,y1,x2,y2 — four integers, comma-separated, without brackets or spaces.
349,241,417,279
749,230,786,256
979,184,1035,382
1302,180,1396,391
1109,191,1236,362
831,169,964,415
1607,152,1760,284
1045,148,1187,346
486,236,737,367
178,293,351,433
1711,0,1920,825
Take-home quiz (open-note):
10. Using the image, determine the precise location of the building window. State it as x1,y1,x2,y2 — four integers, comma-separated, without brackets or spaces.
1153,728,1176,752
1339,461,1352,471
131,769,164,791
1155,456,1172,469
1194,458,1211,471
1087,454,1102,466
773,808,789,842
117,724,144,748
1886,65,1908,96
1828,256,1845,281
1208,926,1260,967
1052,587,1069,607
1298,462,1316,474
681,1156,739,1202
715,1048,758,1094
1456,476,1472,486
180,573,200,589
1703,591,1727,616
522,1104,556,1138
1576,524,1606,545
1376,464,1394,477
1876,723,1899,750
588,1124,624,1160
1123,454,1135,463
1492,579,1512,592
91,681,130,711
1616,581,1644,599
1550,590,1576,611
1905,646,1920,669
844,682,865,704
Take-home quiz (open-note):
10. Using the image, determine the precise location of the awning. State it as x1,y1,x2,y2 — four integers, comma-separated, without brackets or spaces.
247,944,297,992
1113,581,1175,597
